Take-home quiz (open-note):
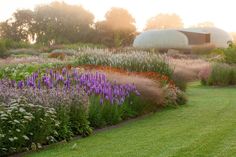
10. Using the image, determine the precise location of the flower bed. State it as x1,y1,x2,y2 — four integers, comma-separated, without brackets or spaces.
0,49,189,156
77,65,176,88
0,68,144,156
72,49,173,77
0,66,187,156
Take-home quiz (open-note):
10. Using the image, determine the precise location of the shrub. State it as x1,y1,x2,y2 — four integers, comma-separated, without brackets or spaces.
0,62,65,81
0,40,8,58
88,96,106,128
3,39,30,49
63,42,106,50
54,105,72,141
69,100,92,137
0,87,92,156
88,94,144,128
0,97,58,156
198,65,212,85
176,89,188,105
208,63,233,86
121,94,147,118
200,63,236,86
163,86,187,106
88,95,123,128
210,48,225,56
7,48,41,56
48,52,66,60
223,45,236,64
172,72,187,91
51,49,77,56
229,68,236,85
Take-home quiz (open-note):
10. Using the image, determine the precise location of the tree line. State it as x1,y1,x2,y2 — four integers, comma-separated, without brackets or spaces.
0,1,214,47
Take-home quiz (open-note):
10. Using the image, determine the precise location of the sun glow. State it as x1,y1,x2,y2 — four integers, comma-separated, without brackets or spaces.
0,0,236,32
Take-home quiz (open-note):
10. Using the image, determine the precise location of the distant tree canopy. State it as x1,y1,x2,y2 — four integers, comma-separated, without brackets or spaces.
0,9,34,42
0,1,187,48
0,2,94,45
0,3,137,47
193,21,215,28
145,13,183,30
33,2,94,44
95,7,137,47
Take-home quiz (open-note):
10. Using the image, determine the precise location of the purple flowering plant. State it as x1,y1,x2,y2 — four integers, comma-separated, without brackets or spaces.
0,68,140,106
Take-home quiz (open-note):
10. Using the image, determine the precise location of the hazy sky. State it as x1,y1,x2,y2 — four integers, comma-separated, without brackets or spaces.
0,0,235,32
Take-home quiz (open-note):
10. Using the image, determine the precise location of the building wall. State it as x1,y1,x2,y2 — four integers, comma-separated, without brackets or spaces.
179,31,210,45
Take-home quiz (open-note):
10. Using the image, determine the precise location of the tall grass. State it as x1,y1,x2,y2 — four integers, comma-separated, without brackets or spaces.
200,63,236,86
72,49,173,77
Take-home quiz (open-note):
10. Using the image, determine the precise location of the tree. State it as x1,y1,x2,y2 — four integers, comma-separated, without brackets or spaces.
95,7,137,47
0,2,94,45
33,2,94,45
145,13,183,30
0,9,34,42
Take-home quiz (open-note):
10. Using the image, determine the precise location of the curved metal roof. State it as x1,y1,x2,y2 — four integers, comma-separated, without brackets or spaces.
133,29,189,49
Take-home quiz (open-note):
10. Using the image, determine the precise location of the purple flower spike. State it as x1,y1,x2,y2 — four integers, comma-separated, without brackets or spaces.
100,98,104,105
7,69,140,106
17,81,24,89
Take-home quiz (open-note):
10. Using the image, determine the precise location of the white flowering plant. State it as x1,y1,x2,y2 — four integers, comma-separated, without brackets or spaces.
71,49,173,77
0,97,59,156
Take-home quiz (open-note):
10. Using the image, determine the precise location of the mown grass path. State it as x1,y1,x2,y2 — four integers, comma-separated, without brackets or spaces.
27,82,236,157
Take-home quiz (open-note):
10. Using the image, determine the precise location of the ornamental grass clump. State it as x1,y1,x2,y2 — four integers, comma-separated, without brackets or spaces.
72,49,173,77
199,63,236,86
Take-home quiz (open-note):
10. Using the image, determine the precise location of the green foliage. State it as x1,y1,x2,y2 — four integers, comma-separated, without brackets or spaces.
7,48,40,56
0,97,58,156
88,96,121,128
122,93,151,117
0,95,92,156
69,100,92,137
88,96,106,128
201,63,236,86
0,64,40,81
88,94,150,128
0,39,30,49
0,62,65,81
0,39,31,58
207,63,235,86
54,105,72,141
223,45,236,64
0,40,7,58
210,48,225,56
63,43,106,50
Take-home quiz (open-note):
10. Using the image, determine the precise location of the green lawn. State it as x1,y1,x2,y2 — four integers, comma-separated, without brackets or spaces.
26,82,236,157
